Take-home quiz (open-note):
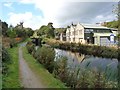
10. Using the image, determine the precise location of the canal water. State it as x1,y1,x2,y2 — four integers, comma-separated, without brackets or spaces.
54,49,118,81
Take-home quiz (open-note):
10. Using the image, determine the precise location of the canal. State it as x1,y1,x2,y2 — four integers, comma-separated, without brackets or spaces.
54,49,118,81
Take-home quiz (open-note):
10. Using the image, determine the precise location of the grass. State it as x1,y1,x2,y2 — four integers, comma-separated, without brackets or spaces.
22,47,67,88
2,47,21,88
0,73,2,89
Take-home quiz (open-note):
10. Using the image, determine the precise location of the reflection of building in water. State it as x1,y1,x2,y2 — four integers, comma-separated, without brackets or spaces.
75,53,85,63
67,51,85,63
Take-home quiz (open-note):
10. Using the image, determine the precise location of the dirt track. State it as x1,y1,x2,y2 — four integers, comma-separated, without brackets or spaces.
19,47,45,88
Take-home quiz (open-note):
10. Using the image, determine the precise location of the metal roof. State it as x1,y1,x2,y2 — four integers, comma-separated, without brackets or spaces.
81,23,110,29
93,33,116,37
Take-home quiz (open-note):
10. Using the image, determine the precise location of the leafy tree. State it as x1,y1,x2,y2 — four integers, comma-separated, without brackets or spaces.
37,22,55,38
1,21,8,36
14,27,26,37
25,28,34,37
7,28,17,38
103,20,118,28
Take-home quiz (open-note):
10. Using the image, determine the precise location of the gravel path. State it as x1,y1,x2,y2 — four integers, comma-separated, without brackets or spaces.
19,47,45,88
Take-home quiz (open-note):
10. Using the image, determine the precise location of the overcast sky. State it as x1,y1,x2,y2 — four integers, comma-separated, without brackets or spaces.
0,0,119,30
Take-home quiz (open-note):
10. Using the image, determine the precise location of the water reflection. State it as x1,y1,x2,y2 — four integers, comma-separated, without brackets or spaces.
54,49,118,81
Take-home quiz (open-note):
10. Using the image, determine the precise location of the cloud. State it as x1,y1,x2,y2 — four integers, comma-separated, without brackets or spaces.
19,1,117,28
93,14,117,23
7,12,43,30
4,2,13,8
6,0,117,29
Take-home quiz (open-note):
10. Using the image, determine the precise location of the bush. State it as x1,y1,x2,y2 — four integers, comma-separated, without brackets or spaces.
2,46,11,75
26,41,35,54
9,39,18,48
53,56,68,82
46,39,118,59
53,56,118,88
35,46,55,73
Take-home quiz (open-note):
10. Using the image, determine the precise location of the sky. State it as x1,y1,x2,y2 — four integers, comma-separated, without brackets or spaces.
0,0,119,30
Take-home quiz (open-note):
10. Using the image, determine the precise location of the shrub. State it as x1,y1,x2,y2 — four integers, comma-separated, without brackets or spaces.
2,46,11,75
46,39,118,59
9,39,17,48
26,41,35,54
53,56,68,82
35,46,55,73
53,55,118,88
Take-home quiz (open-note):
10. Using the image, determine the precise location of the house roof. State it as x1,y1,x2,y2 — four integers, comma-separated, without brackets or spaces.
81,23,110,29
93,33,116,37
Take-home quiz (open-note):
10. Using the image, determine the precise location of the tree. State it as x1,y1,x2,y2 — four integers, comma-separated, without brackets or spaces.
7,28,16,38
24,28,34,37
103,20,118,28
37,22,55,38
2,21,8,36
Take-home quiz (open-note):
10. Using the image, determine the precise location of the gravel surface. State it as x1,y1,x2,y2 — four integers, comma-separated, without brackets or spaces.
19,47,45,88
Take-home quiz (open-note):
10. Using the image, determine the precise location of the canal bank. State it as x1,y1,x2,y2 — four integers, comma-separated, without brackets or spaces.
53,48,118,88
26,40,118,88
54,49,118,81
46,39,118,59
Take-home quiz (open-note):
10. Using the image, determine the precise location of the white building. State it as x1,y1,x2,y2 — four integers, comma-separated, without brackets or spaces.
66,22,118,46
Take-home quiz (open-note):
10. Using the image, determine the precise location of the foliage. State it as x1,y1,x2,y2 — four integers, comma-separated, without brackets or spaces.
55,28,66,39
35,46,55,73
1,21,8,36
53,54,118,88
14,27,26,37
2,46,11,75
24,27,34,37
23,47,66,88
7,29,17,38
53,56,68,82
13,23,34,38
37,22,55,38
9,38,18,48
46,39,118,59
2,47,21,88
103,20,118,28
26,41,35,54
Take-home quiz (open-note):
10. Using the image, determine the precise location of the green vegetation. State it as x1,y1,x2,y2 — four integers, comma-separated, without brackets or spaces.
22,47,66,88
35,46,55,73
46,39,118,59
37,22,55,38
2,47,21,88
55,28,66,40
1,20,8,36
53,56,68,83
103,20,118,28
2,46,11,75
26,41,36,54
53,56,118,88
1,20,34,48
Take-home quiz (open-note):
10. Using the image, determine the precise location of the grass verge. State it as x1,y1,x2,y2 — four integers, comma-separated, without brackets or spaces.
22,47,66,88
2,47,21,88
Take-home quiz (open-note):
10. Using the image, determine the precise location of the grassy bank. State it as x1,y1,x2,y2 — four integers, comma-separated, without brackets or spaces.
46,39,118,59
2,47,21,88
22,47,66,88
